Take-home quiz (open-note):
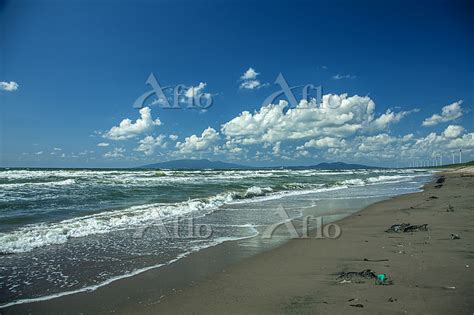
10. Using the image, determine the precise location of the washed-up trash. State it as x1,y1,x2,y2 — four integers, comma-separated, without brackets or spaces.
375,273,393,285
350,304,364,308
337,269,393,285
428,196,438,199
385,223,428,233
435,177,445,188
377,274,386,282
447,204,454,212
450,233,460,240
339,279,351,284
337,269,377,283
364,258,389,262
388,297,397,302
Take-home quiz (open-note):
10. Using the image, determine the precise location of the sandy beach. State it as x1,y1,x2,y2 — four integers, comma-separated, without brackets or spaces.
3,168,473,314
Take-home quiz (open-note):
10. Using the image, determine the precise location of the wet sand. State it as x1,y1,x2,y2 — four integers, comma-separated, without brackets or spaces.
4,168,474,314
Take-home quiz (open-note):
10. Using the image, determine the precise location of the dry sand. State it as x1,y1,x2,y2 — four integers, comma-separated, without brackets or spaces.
4,168,474,314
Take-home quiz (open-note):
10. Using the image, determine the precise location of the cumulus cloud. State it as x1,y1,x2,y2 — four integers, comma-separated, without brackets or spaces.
0,81,19,91
104,147,125,158
272,142,281,155
105,107,161,140
169,134,178,141
299,137,347,149
135,135,167,155
368,109,415,132
184,82,209,99
176,127,220,154
97,142,110,147
443,125,465,138
239,67,266,90
447,133,474,149
221,94,408,145
422,101,463,126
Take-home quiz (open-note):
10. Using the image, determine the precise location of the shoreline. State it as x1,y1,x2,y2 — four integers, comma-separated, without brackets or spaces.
4,169,473,314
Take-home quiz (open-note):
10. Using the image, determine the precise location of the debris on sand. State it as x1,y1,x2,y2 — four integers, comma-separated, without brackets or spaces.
450,233,460,240
388,297,397,302
442,286,456,290
375,274,393,285
337,269,377,283
337,269,394,285
385,223,428,233
363,258,389,262
350,303,364,308
434,176,445,188
427,196,438,200
446,204,454,212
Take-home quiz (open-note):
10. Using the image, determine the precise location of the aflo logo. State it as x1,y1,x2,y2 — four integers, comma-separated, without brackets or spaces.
133,73,213,109
133,72,322,110
261,73,323,108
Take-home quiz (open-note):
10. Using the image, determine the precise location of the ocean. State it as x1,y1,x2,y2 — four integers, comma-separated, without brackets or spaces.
0,167,432,307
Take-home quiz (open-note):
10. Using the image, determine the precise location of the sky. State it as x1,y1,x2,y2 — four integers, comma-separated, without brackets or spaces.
0,0,473,168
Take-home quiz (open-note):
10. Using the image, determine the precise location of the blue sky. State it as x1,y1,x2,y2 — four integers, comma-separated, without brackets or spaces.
0,0,473,167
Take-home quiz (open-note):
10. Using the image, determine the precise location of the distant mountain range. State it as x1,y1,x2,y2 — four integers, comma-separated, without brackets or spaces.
291,162,380,170
138,159,379,170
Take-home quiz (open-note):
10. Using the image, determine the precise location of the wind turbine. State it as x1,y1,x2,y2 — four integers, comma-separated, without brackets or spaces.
452,151,455,164
459,149,462,164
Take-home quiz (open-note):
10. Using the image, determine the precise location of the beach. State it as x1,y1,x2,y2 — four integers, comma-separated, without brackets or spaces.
3,167,473,314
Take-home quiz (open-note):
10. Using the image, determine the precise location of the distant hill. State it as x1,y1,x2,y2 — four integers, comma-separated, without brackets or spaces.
138,159,249,169
138,160,378,170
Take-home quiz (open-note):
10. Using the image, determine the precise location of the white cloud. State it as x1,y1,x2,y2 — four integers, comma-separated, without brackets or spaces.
332,74,356,80
0,81,19,91
185,82,208,98
79,150,94,155
241,68,259,80
447,133,474,149
53,147,62,151
300,137,347,149
105,107,161,140
422,100,463,126
221,94,408,144
104,147,126,159
169,134,178,141
97,142,110,147
176,127,220,154
135,135,167,155
35,151,43,155
239,67,266,90
240,80,263,90
368,109,412,132
272,142,281,155
443,125,465,138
